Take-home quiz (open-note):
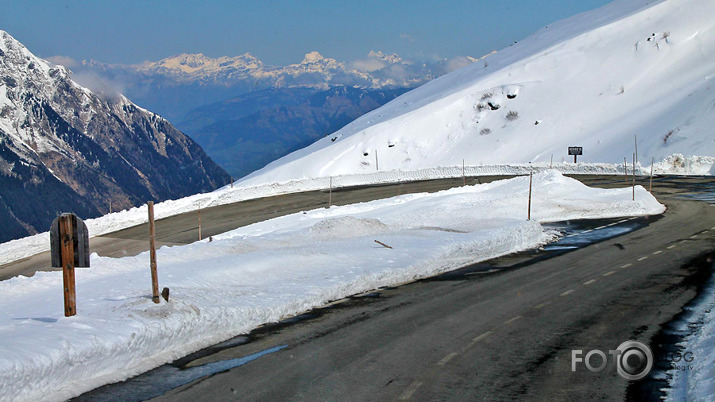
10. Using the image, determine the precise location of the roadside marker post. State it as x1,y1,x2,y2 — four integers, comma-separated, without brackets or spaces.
632,153,636,201
50,213,90,317
528,172,533,221
649,156,654,193
462,159,466,186
147,201,160,304
328,176,333,208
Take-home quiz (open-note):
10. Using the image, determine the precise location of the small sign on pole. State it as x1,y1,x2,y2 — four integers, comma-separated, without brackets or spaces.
50,213,90,317
568,146,583,163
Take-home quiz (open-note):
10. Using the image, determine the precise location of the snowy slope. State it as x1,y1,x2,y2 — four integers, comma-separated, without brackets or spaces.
0,172,665,401
240,0,715,186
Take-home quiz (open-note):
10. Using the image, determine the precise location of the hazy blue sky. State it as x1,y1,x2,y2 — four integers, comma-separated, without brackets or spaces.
1,0,613,65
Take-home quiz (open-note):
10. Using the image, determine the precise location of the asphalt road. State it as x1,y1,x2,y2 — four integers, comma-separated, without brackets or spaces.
0,176,505,281
72,176,714,401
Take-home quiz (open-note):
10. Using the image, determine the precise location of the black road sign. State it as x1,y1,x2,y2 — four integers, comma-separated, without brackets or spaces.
568,147,583,155
50,213,90,268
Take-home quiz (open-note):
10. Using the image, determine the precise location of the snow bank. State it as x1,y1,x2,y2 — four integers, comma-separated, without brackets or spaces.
0,171,665,401
666,271,715,400
0,159,683,267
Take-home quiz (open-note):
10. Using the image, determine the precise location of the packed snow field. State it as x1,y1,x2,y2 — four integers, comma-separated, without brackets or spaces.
1,156,711,267
0,171,665,401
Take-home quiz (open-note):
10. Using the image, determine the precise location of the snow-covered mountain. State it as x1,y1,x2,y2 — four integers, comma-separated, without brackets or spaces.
0,31,231,242
240,0,715,186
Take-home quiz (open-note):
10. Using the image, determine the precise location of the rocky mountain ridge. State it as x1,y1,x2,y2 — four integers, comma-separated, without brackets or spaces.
0,30,231,242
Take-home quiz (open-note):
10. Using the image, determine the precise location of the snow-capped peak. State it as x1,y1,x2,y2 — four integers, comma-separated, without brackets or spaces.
368,50,403,64
301,51,325,63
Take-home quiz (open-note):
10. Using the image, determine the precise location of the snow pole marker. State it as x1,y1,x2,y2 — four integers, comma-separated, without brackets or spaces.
632,153,636,201
528,171,533,221
649,157,654,193
328,176,332,208
147,201,160,304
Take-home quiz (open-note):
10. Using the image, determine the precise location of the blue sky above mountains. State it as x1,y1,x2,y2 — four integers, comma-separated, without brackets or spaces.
1,0,611,65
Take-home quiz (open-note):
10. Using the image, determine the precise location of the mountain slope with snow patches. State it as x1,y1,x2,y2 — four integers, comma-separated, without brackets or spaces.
0,31,231,242
240,0,715,186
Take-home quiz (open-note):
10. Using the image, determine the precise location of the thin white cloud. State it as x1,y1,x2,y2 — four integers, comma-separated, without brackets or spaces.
45,55,78,68
399,33,415,43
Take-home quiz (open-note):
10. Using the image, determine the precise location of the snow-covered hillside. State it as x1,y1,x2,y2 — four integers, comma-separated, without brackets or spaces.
240,0,715,186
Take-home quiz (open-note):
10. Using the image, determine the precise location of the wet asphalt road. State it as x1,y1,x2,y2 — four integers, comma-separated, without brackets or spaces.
70,175,715,401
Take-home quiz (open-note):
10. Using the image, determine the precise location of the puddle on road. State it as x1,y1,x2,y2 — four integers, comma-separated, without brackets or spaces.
72,345,287,402
678,182,715,205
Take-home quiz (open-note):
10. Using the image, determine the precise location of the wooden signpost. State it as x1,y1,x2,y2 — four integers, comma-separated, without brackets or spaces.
50,213,90,317
568,146,583,163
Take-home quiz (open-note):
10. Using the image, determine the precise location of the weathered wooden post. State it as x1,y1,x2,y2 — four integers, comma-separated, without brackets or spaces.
528,172,533,221
624,157,629,185
375,150,379,171
50,213,90,317
649,156,654,193
198,205,202,241
147,201,160,304
632,153,636,201
328,176,333,208
462,159,466,186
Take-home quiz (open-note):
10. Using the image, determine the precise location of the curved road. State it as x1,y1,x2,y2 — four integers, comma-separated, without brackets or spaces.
69,175,715,400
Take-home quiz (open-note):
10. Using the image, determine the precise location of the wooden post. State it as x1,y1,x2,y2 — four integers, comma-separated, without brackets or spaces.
198,205,202,241
550,154,553,169
328,176,333,208
462,159,466,186
60,214,77,317
632,153,636,201
624,157,628,185
375,150,379,171
147,201,160,304
634,135,638,165
649,156,654,193
528,172,533,221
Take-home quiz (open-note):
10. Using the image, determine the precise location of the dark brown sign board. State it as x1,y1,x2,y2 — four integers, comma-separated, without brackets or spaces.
50,213,90,268
568,147,583,155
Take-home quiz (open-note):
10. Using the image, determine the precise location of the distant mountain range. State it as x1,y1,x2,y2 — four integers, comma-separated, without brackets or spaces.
0,31,231,243
65,50,480,178
73,50,479,121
